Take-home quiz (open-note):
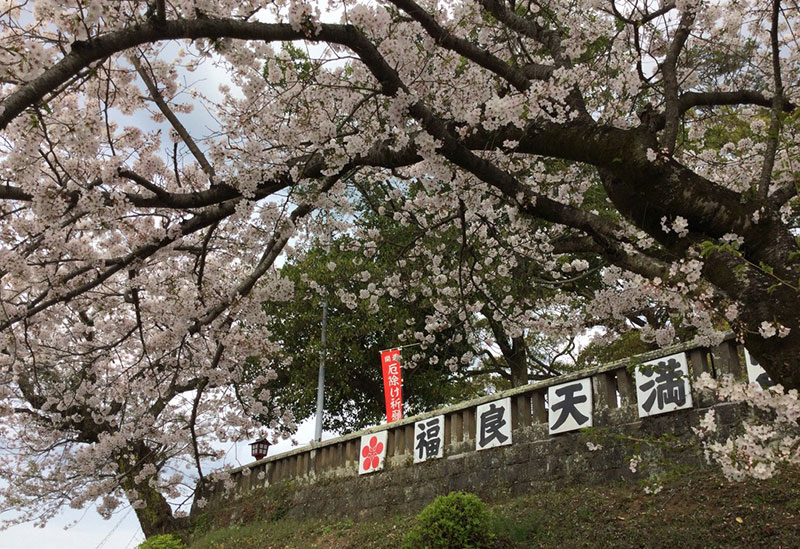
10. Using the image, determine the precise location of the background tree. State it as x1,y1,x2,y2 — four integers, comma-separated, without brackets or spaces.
0,0,798,538
259,230,483,433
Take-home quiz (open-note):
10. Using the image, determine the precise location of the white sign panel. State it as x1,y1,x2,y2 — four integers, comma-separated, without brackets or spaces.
548,378,593,434
635,352,693,418
476,397,512,451
744,348,774,389
358,431,388,475
413,415,445,463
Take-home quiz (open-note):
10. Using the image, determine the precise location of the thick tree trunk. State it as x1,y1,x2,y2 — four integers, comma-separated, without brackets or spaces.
744,329,800,390
486,315,530,387
118,444,188,539
730,269,800,390
508,336,529,388
600,134,800,391
129,482,184,539
674,222,800,390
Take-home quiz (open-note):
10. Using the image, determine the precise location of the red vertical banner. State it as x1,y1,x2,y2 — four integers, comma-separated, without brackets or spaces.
380,349,403,423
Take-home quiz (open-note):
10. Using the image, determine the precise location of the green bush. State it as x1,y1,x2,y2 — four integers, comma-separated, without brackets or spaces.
138,533,186,549
402,492,496,549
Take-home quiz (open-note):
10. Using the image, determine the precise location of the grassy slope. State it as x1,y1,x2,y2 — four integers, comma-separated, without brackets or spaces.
188,467,800,548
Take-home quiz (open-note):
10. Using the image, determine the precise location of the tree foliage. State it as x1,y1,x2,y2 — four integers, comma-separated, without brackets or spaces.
260,231,482,433
0,0,799,538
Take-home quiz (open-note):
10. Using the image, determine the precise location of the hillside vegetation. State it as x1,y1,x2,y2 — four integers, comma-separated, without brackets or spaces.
187,467,800,548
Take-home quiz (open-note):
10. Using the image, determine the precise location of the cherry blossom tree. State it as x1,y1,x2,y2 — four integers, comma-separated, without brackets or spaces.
1,0,799,538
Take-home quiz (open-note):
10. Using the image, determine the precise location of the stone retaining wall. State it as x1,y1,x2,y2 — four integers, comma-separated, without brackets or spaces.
198,336,747,521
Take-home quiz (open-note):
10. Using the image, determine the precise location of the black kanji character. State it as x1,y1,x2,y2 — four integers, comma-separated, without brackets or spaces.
550,383,589,430
755,372,775,389
639,358,687,412
415,418,442,460
748,354,775,388
479,403,508,448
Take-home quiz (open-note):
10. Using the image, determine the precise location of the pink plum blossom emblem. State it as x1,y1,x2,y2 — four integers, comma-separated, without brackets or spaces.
361,435,384,471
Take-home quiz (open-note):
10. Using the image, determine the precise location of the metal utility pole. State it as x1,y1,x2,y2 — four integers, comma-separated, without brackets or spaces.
314,234,330,443
313,298,327,442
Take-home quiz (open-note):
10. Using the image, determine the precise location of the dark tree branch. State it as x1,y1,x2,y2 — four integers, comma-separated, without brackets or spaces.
475,0,568,66
187,167,353,334
189,376,209,484
550,235,603,254
769,180,798,209
0,185,32,201
639,3,677,25
679,90,795,115
406,101,670,281
156,0,166,23
472,349,513,381
474,0,593,116
609,2,678,26
117,168,170,198
131,54,216,182
0,20,401,132
759,0,785,202
388,0,550,90
194,221,218,299
661,9,695,152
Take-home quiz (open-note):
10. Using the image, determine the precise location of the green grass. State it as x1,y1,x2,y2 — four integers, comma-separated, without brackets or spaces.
188,467,800,548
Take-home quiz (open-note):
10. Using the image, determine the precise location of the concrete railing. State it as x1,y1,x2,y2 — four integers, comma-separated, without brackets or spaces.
226,334,745,493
